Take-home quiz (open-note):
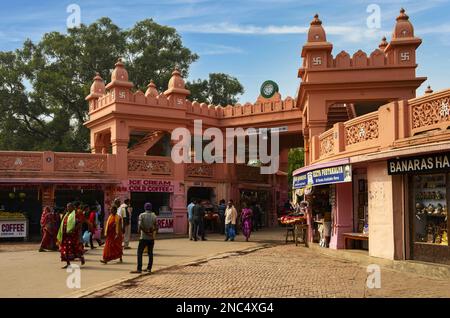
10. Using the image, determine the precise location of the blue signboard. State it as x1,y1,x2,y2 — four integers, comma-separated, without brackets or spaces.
293,164,352,189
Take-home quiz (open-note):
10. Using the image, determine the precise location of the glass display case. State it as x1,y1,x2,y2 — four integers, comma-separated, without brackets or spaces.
411,174,448,245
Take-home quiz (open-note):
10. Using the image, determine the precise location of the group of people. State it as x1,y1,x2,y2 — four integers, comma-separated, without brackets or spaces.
187,199,262,242
39,198,158,274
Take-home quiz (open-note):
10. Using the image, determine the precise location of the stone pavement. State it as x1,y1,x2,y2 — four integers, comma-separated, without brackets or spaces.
87,244,450,298
1,227,449,298
0,228,282,298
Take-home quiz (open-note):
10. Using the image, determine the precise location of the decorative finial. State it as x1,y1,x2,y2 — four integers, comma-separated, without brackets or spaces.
378,36,388,49
425,85,433,94
145,80,159,97
311,13,322,25
397,8,409,20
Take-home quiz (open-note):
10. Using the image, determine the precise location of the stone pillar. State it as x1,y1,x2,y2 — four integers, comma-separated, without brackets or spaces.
172,164,187,235
329,182,353,249
41,185,55,208
367,161,398,260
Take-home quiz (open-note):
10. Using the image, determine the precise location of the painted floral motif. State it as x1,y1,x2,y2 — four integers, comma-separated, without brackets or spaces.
56,156,106,172
186,164,213,177
412,97,450,130
128,158,171,175
320,134,334,157
345,119,379,145
0,155,43,171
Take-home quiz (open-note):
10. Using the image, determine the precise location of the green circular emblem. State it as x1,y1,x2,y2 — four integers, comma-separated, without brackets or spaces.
260,80,279,99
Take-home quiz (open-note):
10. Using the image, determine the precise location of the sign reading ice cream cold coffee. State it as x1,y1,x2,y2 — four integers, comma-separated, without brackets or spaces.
387,152,450,175
128,179,174,192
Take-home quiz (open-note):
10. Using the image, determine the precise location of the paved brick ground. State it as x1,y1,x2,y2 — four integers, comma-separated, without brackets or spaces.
87,244,450,298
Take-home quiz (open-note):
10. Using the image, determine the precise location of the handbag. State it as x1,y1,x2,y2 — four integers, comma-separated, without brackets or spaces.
93,228,101,240
82,230,91,244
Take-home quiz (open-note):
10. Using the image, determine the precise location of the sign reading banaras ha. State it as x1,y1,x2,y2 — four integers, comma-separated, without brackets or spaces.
387,152,450,175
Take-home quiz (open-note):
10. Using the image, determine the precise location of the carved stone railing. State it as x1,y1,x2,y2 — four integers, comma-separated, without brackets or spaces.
0,152,43,171
409,90,450,136
344,112,379,146
319,130,334,158
128,155,173,176
186,163,214,178
55,153,107,173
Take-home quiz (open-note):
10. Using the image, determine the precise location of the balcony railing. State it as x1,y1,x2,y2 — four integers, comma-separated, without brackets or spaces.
344,111,379,147
0,152,43,171
128,155,173,176
311,89,450,164
185,163,214,178
54,153,107,173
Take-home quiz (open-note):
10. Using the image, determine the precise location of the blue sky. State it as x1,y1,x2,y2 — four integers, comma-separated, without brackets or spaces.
1,0,450,103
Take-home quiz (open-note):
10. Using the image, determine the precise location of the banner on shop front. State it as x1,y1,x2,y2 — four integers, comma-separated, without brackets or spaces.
120,180,175,193
293,164,352,189
0,220,27,238
157,217,174,233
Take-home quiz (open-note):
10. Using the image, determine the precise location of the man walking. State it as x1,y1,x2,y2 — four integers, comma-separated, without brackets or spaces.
224,200,237,241
187,199,196,240
192,200,206,241
118,198,132,249
131,202,158,274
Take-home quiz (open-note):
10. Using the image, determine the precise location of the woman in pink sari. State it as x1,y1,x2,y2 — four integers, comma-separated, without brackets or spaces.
241,203,253,242
39,206,60,252
101,206,123,264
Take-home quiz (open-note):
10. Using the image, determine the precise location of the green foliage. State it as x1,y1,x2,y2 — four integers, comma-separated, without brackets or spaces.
0,18,198,152
288,148,304,191
187,73,244,106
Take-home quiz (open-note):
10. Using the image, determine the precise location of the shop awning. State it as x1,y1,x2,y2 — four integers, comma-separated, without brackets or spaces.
293,158,350,176
292,158,352,189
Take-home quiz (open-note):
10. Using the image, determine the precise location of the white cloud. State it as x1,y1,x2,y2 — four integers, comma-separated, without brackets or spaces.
177,22,389,43
198,44,245,56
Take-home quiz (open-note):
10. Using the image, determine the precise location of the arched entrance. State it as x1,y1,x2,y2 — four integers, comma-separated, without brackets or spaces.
187,187,215,204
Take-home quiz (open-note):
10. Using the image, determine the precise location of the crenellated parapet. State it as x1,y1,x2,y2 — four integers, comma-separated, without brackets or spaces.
298,9,422,80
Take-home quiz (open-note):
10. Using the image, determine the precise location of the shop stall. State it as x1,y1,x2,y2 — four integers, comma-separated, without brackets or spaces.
388,152,449,265
293,159,353,249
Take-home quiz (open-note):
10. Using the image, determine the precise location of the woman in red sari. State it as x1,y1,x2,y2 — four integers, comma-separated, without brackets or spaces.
39,206,60,252
57,203,85,269
101,206,123,264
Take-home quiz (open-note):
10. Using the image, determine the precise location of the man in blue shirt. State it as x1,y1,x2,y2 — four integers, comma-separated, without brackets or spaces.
187,199,196,240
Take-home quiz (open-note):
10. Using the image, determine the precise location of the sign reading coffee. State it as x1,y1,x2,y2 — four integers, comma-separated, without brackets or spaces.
388,152,450,175
0,220,27,238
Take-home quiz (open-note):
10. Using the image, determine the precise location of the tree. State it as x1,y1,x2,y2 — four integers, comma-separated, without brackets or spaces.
0,18,198,152
288,148,304,194
187,73,244,106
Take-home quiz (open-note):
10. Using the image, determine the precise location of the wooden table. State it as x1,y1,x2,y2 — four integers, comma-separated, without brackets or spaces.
285,223,308,247
343,233,368,249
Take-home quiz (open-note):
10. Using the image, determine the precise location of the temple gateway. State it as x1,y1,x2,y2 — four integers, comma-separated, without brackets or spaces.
0,9,449,265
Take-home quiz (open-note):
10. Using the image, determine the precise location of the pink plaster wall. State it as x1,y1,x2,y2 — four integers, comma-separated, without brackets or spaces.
329,182,353,249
